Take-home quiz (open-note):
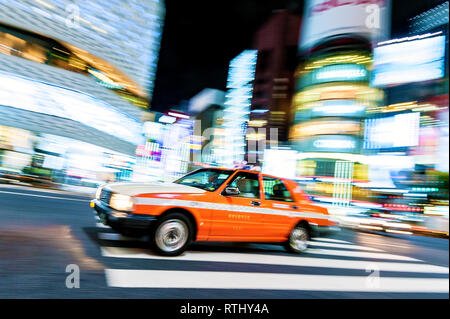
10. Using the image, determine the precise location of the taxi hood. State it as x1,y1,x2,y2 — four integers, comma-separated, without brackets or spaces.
103,182,206,196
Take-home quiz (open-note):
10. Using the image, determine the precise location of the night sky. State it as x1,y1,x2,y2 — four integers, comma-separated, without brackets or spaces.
150,0,442,112
151,0,303,112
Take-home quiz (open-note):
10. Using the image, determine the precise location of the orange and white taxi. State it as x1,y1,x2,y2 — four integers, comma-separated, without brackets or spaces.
91,168,338,256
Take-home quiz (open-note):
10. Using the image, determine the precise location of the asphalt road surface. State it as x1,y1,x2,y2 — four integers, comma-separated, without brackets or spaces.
0,185,448,298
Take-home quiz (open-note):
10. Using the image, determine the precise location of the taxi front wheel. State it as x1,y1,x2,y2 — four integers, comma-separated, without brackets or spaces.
151,213,193,256
285,224,310,254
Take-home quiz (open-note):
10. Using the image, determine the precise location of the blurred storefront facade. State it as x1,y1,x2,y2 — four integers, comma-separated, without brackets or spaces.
0,0,165,187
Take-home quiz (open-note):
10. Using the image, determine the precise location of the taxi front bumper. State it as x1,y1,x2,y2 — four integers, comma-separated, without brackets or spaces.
91,199,157,235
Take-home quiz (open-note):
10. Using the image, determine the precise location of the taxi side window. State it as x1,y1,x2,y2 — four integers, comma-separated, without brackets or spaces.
225,172,260,199
263,177,294,202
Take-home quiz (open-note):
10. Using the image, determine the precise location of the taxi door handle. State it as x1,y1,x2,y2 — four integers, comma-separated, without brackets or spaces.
251,201,261,206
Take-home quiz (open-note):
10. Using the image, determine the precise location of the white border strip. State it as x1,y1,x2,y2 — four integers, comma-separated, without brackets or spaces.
105,269,449,292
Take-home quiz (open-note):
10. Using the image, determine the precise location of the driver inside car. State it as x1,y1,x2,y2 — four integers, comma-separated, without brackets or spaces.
236,178,259,198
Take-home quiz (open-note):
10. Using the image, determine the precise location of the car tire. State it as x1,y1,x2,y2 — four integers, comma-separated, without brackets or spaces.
151,213,193,256
285,223,310,254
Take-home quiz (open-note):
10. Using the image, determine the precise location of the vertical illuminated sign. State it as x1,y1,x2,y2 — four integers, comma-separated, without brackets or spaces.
219,50,257,167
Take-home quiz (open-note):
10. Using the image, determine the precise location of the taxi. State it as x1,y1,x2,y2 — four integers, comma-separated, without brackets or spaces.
91,168,338,256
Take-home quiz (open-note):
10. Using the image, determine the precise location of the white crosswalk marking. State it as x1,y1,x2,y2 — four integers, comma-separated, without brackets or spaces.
307,241,383,252
94,217,448,294
311,237,351,244
305,248,420,261
105,269,449,292
100,246,448,274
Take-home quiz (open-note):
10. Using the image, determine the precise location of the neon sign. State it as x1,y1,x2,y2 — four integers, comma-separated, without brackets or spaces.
299,64,369,89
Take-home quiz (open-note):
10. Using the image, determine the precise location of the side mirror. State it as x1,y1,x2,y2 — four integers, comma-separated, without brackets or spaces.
224,186,240,196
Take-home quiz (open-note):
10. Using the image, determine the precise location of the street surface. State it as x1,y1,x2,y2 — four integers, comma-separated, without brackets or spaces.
0,185,448,298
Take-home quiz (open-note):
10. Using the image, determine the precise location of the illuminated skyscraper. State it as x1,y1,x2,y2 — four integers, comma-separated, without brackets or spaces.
292,0,389,158
250,10,301,148
0,0,165,182
0,0,165,156
0,0,164,100
291,0,390,207
217,50,257,167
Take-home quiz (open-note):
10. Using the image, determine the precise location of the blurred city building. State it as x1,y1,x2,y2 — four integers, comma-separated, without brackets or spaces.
363,0,449,222
188,89,226,165
248,10,301,163
289,0,390,208
134,110,194,182
189,89,226,116
0,0,165,187
370,32,447,169
0,0,164,100
284,0,449,228
409,1,449,35
370,0,449,176
216,50,258,167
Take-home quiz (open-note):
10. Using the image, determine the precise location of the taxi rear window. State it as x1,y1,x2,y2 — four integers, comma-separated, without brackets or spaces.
263,177,294,202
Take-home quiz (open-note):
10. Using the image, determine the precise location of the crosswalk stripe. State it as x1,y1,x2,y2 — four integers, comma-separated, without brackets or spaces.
311,238,351,244
100,246,448,273
105,269,449,292
307,241,384,252
305,248,419,261
357,239,418,250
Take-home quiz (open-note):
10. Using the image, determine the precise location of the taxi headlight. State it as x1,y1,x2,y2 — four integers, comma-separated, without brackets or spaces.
95,186,103,200
110,194,134,211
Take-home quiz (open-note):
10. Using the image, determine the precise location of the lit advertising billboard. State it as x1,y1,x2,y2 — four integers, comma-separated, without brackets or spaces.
372,35,446,87
300,0,391,51
437,107,449,172
306,100,367,118
262,149,298,179
298,63,369,89
291,120,360,140
364,112,420,149
295,135,361,153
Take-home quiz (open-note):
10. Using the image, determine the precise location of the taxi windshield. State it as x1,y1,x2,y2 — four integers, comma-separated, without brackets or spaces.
173,169,232,191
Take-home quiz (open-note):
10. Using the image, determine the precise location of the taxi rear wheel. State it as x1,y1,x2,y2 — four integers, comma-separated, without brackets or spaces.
151,213,193,256
285,223,310,254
